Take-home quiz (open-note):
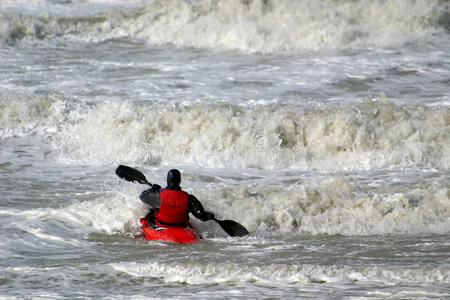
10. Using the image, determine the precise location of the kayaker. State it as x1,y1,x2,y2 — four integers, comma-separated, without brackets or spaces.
139,169,215,228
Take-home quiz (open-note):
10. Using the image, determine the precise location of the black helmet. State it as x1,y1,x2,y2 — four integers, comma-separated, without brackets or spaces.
167,169,181,187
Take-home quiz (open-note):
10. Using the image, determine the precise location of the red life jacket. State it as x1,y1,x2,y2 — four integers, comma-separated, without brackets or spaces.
156,188,189,228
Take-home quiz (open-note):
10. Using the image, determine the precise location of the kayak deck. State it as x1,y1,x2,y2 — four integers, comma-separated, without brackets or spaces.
140,218,200,244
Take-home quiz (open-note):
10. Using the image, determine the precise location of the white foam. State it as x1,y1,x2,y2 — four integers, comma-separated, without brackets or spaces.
65,185,146,235
1,93,448,236
52,98,449,171
2,94,448,171
105,0,450,52
206,177,450,236
111,260,449,286
56,173,449,237
1,0,447,52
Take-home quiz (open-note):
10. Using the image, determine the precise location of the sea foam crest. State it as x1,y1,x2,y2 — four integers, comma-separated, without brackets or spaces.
112,260,449,285
1,94,448,170
1,0,448,52
48,170,448,237
208,178,450,235
58,98,449,170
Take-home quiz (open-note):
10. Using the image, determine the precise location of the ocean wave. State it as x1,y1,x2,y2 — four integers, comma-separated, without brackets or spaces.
18,169,443,237
1,0,448,52
208,178,450,235
112,260,450,285
1,93,449,170
2,172,447,239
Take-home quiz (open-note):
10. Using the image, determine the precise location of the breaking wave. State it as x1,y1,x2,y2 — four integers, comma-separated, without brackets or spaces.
1,93,448,171
2,93,448,236
1,0,448,52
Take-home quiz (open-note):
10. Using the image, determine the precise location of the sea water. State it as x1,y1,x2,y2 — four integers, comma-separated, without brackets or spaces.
0,0,449,299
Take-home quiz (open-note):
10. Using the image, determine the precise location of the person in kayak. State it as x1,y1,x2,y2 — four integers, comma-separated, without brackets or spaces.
139,169,215,228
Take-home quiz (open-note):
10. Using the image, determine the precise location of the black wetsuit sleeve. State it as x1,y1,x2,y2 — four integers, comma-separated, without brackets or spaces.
188,194,215,222
139,184,161,209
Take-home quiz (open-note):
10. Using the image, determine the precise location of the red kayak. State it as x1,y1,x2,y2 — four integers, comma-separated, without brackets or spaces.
140,218,200,244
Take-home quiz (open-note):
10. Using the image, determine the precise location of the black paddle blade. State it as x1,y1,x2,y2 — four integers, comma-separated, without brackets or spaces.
116,165,151,186
215,219,249,237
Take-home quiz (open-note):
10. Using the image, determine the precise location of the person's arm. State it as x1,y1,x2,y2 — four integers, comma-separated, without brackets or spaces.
188,194,215,222
139,184,162,209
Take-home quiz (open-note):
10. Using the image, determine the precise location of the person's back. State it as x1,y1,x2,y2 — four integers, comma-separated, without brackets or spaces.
156,170,190,227
139,169,214,228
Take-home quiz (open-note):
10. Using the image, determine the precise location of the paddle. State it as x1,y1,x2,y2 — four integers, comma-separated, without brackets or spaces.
115,165,249,237
116,165,152,186
213,218,249,237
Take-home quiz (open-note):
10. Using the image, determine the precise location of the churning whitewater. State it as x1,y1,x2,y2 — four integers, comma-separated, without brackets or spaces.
1,0,448,52
1,0,449,299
